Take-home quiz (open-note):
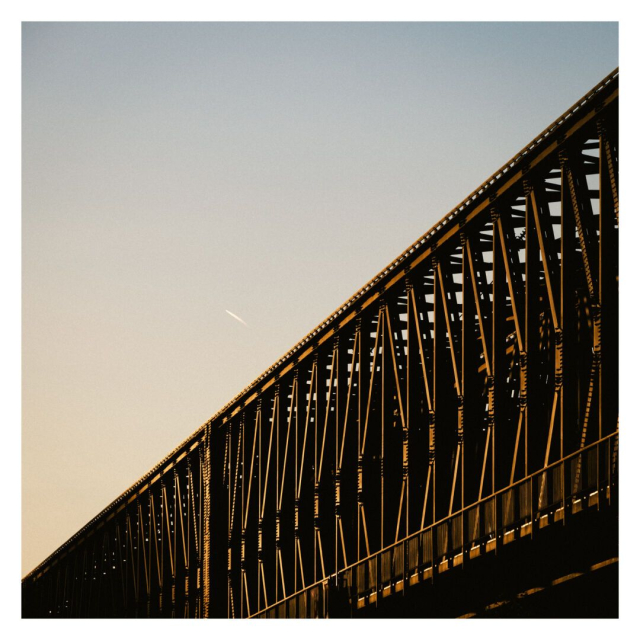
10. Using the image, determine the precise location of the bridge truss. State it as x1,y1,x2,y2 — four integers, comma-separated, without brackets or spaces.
22,69,618,618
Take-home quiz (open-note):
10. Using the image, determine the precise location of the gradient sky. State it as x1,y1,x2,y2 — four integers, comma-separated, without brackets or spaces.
22,21,618,576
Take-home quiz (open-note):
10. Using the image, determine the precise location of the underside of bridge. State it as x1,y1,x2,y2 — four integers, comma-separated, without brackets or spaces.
22,69,619,619
325,498,618,618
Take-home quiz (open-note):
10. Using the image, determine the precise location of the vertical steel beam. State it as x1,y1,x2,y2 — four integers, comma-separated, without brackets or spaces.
524,186,541,477
598,116,618,442
460,234,470,523
491,209,505,503
431,258,438,524
560,158,577,471
381,301,386,551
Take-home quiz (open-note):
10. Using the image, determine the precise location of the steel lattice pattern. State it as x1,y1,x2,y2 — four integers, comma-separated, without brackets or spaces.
22,70,618,618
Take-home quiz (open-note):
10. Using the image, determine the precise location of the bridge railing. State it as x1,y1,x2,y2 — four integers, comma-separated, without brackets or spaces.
252,431,617,618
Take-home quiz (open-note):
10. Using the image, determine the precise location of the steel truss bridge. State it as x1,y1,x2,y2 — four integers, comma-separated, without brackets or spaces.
22,70,619,618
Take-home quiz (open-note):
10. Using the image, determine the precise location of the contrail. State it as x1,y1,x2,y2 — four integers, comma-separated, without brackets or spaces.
225,310,248,327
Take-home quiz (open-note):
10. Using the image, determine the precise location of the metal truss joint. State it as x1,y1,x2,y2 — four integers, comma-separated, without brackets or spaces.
275,511,282,548
314,485,320,529
429,410,436,462
554,328,564,390
596,118,607,137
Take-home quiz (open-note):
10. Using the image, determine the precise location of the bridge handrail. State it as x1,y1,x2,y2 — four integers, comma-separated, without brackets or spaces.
250,430,618,618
